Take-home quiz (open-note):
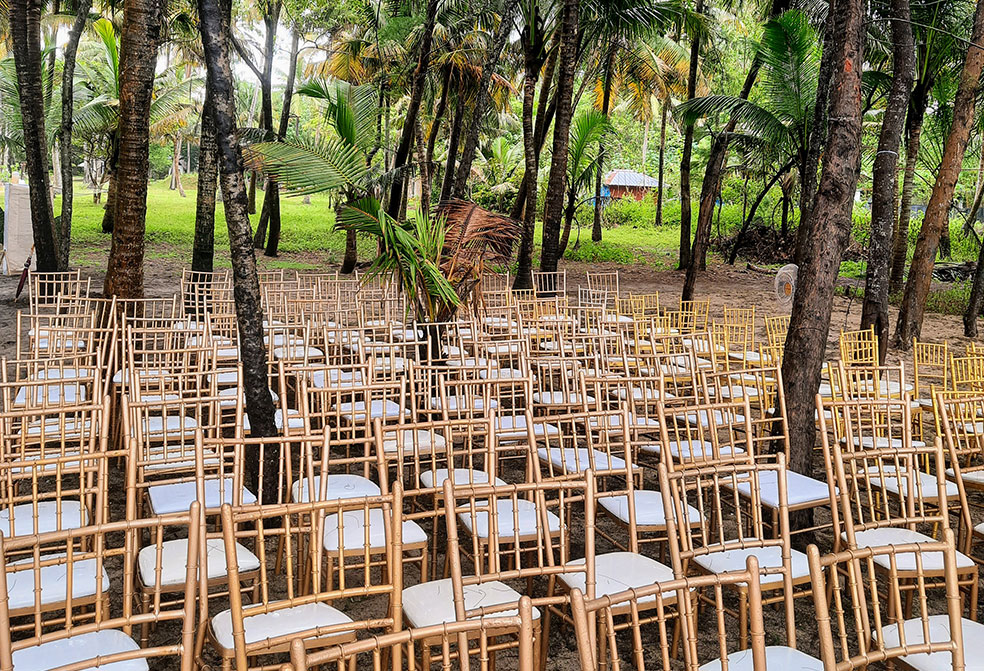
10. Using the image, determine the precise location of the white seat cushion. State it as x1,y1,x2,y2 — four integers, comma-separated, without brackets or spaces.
7,554,109,610
419,469,506,489
536,447,626,474
291,475,380,503
615,387,665,402
272,345,324,359
560,552,675,602
880,614,984,671
732,470,831,509
479,367,524,380
242,408,305,432
712,384,760,399
699,645,823,671
337,400,407,422
0,501,87,537
599,490,700,527
693,545,810,586
532,391,595,405
310,369,365,389
402,578,539,627
865,466,958,500
140,415,198,436
147,478,256,515
852,528,976,571
495,415,560,440
138,538,260,586
429,397,498,412
640,440,743,460
676,409,746,428
13,384,86,406
844,436,926,449
381,429,447,454
12,629,146,670
210,601,353,649
323,509,427,550
458,499,561,539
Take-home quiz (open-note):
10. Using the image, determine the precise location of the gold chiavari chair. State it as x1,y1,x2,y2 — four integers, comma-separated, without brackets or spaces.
764,314,790,348
533,269,566,297
839,326,879,366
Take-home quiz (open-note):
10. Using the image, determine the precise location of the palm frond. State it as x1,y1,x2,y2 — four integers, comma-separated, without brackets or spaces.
245,136,370,196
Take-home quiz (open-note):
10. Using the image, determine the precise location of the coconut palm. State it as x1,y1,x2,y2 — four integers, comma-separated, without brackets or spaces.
558,109,610,256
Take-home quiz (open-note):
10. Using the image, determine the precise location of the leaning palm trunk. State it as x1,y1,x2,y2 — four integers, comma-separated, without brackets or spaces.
193,79,218,273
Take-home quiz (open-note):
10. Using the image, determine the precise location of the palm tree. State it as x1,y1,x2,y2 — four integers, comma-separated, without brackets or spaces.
476,136,523,211
558,109,610,256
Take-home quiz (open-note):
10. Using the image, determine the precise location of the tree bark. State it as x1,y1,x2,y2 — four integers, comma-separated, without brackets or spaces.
963,235,984,335
538,0,579,273
385,0,439,220
590,48,615,243
678,0,704,270
452,0,522,198
10,0,61,272
440,97,465,202
782,0,865,493
102,170,117,233
895,0,984,347
514,28,542,291
890,90,929,292
58,0,92,269
860,0,913,362
170,135,187,196
193,78,218,273
198,0,279,500
415,116,431,216
340,229,358,274
655,98,668,226
425,65,453,195
264,28,300,257
104,0,164,297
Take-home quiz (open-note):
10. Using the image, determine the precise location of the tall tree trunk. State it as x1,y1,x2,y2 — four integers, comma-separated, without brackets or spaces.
682,0,790,299
415,116,431,215
104,0,164,297
963,230,984,335
963,151,984,236
248,170,257,213
170,135,187,196
514,30,542,291
198,0,279,501
559,177,579,256
895,0,984,347
440,100,465,202
10,0,61,272
264,28,300,257
890,93,929,292
102,169,117,233
591,48,615,243
655,98,668,226
860,0,913,362
452,0,522,198
678,1,704,270
782,0,865,494
538,0,579,273
192,78,218,272
340,229,358,274
641,117,650,171
386,0,439,220
58,0,92,269
425,65,453,194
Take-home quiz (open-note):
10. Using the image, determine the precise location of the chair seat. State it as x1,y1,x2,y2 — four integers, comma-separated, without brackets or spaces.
693,545,810,586
536,447,626,474
495,415,560,441
532,391,595,405
140,415,198,437
323,509,427,551
7,554,109,610
732,470,830,509
381,429,447,454
0,500,87,537
615,387,665,402
418,469,506,489
844,436,927,449
865,466,958,499
640,440,743,460
479,367,524,380
242,409,305,432
337,400,407,422
273,345,324,360
727,350,764,364
310,369,365,389
675,409,746,428
430,397,498,412
698,645,823,671
112,368,171,385
711,385,759,399
13,384,87,407
458,499,561,539
446,357,497,368
291,475,380,503
851,528,976,571
12,629,146,671
147,478,256,515
950,466,984,486
599,490,700,528
880,614,984,671
560,552,675,602
138,538,260,586
402,578,540,627
211,602,353,650
142,445,219,472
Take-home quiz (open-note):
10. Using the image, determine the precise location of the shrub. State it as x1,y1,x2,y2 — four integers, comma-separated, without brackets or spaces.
602,194,659,229
564,240,637,264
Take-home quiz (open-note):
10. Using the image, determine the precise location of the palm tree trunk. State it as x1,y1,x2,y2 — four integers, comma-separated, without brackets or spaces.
896,0,984,347
102,169,117,233
641,117,649,172
514,35,542,291
193,78,218,273
198,0,279,500
452,0,522,198
425,65,453,194
340,228,358,274
386,0,439,220
678,0,704,270
9,0,61,272
860,0,913,362
591,48,616,243
559,181,579,256
655,98,668,227
890,107,925,292
415,116,431,216
248,170,257,213
170,135,187,196
440,100,465,202
264,28,300,257
58,0,91,270
538,0,579,273
782,0,865,492
104,0,164,297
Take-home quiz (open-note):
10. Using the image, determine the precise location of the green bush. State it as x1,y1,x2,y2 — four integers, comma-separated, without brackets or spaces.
564,240,637,264
148,144,173,180
602,194,659,229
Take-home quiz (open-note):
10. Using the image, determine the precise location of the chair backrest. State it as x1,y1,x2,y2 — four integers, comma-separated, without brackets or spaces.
699,365,789,457
839,327,879,366
764,314,790,347
656,397,756,469
570,556,769,671
807,529,967,671
913,338,949,399
949,355,984,392
836,361,907,401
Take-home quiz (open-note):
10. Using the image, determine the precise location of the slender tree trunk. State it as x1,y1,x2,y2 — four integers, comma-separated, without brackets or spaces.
860,0,913,362
591,48,615,243
248,170,257,213
641,117,650,172
782,0,865,492
559,183,579,256
170,135,187,196
58,0,91,269
386,0,439,219
678,1,704,270
425,65,453,194
198,0,279,500
10,0,61,272
193,78,218,272
964,152,984,235
246,1,281,250
264,28,300,257
538,0,579,273
895,0,984,347
655,98,668,226
104,0,164,297
963,234,984,335
340,229,358,274
102,169,117,233
728,159,795,264
452,0,522,198
440,100,465,202
890,96,928,292
415,116,431,215
514,32,542,291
